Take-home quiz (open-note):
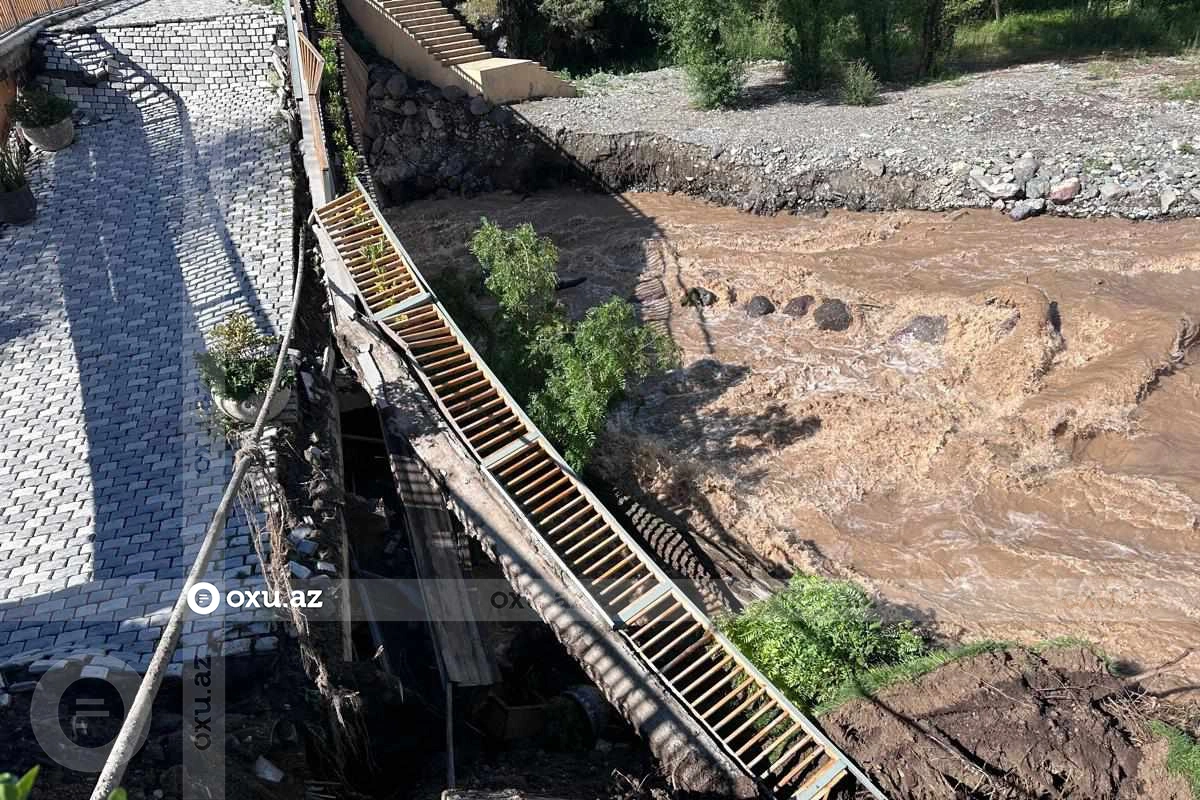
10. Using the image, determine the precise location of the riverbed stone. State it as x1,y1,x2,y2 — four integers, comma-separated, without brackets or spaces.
1012,156,1039,183
814,299,852,331
1160,189,1179,214
746,295,775,317
893,315,948,344
783,295,814,317
1099,183,1127,201
1049,177,1081,203
1024,178,1049,199
1010,198,1045,221
682,287,717,307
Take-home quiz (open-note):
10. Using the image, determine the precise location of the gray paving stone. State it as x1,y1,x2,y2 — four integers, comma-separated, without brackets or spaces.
0,2,288,673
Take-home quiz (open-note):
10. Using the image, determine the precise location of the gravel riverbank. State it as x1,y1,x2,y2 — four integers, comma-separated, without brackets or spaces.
518,58,1200,219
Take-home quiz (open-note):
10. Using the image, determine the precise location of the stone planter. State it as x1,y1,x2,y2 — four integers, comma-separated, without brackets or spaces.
0,184,37,225
22,117,75,152
215,387,291,424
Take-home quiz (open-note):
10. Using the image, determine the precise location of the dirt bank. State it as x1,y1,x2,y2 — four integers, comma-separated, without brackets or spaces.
385,189,1200,695
824,645,1193,799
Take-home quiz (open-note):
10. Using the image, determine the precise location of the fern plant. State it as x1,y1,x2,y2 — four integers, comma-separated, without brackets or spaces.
196,313,291,402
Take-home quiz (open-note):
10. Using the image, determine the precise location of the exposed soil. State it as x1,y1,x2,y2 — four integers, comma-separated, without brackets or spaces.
824,645,1193,799
385,189,1200,698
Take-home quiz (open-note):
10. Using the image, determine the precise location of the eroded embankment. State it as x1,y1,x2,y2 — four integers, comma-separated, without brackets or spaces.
385,190,1200,696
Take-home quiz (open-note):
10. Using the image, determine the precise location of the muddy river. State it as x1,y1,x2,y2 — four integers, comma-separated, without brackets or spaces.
387,189,1200,691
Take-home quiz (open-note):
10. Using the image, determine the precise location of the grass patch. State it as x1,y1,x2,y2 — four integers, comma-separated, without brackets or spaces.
1148,721,1200,798
1159,78,1200,100
952,6,1200,67
814,640,1010,714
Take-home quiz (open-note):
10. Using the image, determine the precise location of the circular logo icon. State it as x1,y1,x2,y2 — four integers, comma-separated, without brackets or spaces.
187,581,221,615
30,655,149,772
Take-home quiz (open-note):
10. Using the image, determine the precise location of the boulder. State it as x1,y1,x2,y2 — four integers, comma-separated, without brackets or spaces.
1009,198,1045,221
426,108,444,129
1012,156,1039,183
892,315,947,344
1098,183,1127,202
971,174,1021,200
783,295,814,317
441,84,467,101
385,74,408,99
469,95,492,116
861,158,885,178
368,81,386,100
682,287,717,307
1160,189,1179,214
1024,178,1049,199
402,100,419,116
813,299,852,332
1048,177,1081,204
745,295,775,317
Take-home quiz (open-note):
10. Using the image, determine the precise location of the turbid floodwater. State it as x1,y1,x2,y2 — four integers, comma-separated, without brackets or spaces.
386,189,1200,692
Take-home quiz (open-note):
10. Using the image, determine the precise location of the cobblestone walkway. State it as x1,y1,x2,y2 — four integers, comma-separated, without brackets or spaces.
0,1,291,673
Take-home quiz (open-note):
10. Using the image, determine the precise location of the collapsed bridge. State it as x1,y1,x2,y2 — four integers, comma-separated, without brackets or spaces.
311,181,888,800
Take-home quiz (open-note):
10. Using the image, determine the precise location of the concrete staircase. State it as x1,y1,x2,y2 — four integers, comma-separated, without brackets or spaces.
343,0,575,103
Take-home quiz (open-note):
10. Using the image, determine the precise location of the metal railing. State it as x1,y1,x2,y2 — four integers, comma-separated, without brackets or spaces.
313,181,889,800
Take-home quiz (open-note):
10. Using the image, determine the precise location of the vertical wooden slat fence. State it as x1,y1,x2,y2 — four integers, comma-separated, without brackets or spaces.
295,30,327,170
313,182,890,800
0,0,80,36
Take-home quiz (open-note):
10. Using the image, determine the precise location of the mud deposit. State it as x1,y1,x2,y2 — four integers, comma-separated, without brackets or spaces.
824,646,1192,799
386,190,1200,691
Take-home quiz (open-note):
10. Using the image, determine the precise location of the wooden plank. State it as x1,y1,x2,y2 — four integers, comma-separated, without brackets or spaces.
363,349,499,688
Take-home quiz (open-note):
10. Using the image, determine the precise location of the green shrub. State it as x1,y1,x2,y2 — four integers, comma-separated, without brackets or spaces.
196,312,290,402
1149,721,1200,798
0,144,27,192
685,56,746,108
721,574,925,711
8,88,74,129
840,58,881,104
655,0,746,107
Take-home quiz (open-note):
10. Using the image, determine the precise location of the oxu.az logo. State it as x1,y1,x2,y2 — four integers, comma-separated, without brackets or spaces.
186,582,322,615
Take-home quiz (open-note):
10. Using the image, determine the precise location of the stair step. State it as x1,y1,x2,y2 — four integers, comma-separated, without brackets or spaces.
407,18,461,31
394,9,453,22
442,51,491,65
434,42,487,57
424,31,476,45
430,41,485,56
380,0,444,9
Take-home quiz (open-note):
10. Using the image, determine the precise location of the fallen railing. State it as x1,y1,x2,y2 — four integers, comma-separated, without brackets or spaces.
312,179,889,800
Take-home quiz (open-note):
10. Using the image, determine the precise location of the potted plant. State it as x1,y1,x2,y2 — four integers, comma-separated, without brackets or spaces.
8,88,76,152
197,312,292,424
0,143,36,225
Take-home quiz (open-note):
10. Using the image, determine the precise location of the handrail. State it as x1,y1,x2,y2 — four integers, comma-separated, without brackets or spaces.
282,0,334,202
313,181,889,800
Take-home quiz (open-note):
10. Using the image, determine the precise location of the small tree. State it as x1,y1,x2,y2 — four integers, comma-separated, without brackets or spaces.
530,298,677,469
469,221,678,469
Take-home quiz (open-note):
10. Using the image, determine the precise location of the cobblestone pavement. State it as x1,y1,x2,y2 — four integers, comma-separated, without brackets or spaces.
0,1,291,674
